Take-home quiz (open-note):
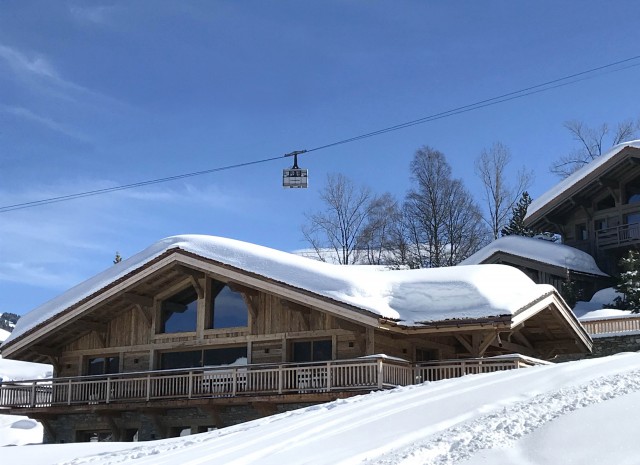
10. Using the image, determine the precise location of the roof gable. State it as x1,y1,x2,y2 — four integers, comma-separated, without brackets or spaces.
3,235,568,351
525,140,640,225
460,236,608,276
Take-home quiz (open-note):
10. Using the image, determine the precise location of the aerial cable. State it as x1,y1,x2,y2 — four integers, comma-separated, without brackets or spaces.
2,54,640,213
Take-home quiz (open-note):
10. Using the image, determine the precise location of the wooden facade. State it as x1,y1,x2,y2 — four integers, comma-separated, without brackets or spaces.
0,248,592,443
525,144,640,276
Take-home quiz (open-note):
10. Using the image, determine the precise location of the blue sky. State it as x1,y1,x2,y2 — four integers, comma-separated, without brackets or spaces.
1,1,640,315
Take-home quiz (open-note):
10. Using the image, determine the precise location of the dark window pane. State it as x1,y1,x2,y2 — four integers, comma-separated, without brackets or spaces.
87,356,119,375
312,340,332,362
161,287,198,333
160,351,202,370
105,357,120,374
211,285,248,329
292,341,312,363
203,347,247,366
88,357,105,375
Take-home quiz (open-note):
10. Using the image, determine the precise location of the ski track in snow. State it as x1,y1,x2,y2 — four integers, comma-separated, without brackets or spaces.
366,369,640,465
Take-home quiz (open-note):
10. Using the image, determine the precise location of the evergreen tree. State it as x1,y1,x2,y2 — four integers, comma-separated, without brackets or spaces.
613,249,640,312
113,251,123,264
500,191,535,237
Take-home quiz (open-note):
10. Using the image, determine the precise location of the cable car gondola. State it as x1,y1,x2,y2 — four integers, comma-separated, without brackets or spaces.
283,150,308,188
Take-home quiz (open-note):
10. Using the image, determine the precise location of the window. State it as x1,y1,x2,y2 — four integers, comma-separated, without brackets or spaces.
575,223,588,241
594,218,607,232
160,347,247,370
209,282,248,329
161,286,198,333
292,340,332,362
87,356,119,375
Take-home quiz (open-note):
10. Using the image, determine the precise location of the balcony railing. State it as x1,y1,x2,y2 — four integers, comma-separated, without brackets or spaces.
596,223,640,249
0,355,544,410
580,315,640,336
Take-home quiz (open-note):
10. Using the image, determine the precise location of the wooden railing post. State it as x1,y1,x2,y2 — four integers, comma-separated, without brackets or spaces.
326,362,332,391
30,382,36,407
232,368,237,396
106,377,111,404
67,379,72,405
377,359,383,389
188,371,193,399
146,374,151,401
278,365,283,394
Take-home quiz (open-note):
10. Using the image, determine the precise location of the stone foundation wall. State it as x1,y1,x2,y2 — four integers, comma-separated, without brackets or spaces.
43,402,316,444
555,333,640,363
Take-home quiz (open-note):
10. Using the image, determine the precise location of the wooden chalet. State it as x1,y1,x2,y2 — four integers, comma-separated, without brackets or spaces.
460,235,610,301
525,141,640,276
0,235,592,443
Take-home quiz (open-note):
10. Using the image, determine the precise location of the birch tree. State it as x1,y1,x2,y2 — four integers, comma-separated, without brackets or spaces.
475,142,532,240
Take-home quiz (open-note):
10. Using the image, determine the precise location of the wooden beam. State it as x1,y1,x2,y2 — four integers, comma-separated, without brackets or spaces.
478,332,497,356
242,294,259,322
512,331,534,350
228,282,260,297
45,355,61,374
31,345,60,357
135,303,152,326
123,293,153,308
366,328,375,355
81,320,108,332
92,330,106,348
252,402,278,417
498,340,537,358
454,335,473,354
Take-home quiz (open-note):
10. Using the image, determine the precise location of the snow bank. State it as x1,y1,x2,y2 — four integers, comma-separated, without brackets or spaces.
526,140,640,220
460,235,607,276
4,235,556,346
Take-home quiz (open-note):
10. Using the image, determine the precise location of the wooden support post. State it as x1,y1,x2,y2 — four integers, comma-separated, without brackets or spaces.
366,328,375,355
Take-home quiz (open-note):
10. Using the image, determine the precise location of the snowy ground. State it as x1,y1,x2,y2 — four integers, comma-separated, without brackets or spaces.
0,329,52,446
2,352,640,464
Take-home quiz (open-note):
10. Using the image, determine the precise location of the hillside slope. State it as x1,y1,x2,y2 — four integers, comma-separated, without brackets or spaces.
2,352,640,464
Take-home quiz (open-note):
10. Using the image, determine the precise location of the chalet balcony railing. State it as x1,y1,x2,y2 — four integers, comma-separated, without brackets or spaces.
580,315,640,336
0,355,543,409
596,222,640,249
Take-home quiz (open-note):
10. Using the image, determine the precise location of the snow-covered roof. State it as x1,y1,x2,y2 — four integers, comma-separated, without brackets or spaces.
526,140,640,221
3,235,559,347
459,235,607,276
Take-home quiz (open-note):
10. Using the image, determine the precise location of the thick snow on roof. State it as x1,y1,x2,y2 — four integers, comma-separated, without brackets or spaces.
574,287,628,319
459,235,607,276
4,235,556,347
526,140,640,221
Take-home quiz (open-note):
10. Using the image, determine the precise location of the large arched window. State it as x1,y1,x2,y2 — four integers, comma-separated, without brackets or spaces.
160,286,198,333
208,282,248,329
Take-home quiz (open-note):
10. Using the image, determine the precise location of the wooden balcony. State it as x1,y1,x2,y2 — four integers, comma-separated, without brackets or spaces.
0,355,545,411
580,315,640,336
596,222,640,249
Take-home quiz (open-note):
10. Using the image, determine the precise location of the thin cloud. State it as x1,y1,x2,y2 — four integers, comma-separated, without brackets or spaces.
69,5,117,25
0,44,58,79
0,105,90,142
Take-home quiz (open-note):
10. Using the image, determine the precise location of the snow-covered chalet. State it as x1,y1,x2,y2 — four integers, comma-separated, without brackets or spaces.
0,235,591,443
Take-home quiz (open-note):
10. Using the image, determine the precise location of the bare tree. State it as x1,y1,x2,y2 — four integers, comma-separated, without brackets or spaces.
475,142,532,240
358,193,401,265
550,119,638,178
405,146,489,267
302,173,377,265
